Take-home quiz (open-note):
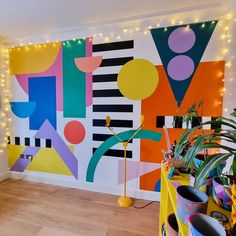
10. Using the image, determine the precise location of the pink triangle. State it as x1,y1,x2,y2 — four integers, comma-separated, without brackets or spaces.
118,160,161,185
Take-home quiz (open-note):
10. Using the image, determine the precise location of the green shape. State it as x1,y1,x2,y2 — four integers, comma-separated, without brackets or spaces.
86,130,162,182
63,39,86,118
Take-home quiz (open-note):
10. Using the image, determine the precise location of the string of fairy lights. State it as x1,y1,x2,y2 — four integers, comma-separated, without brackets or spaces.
0,46,11,154
0,14,235,155
220,15,235,114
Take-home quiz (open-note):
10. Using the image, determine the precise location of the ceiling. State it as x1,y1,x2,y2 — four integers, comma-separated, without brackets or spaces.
0,0,233,43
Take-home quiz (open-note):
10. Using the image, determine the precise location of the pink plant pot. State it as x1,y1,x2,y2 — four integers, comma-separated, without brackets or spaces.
176,186,208,224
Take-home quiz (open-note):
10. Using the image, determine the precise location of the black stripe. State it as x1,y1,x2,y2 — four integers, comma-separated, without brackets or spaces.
35,138,41,147
93,40,134,52
191,117,202,127
211,117,221,130
25,137,30,146
174,116,183,128
156,116,165,128
93,104,133,112
15,137,20,145
46,139,52,148
93,89,123,97
93,133,133,143
93,134,113,141
93,148,132,158
100,57,133,67
93,74,117,83
20,154,24,159
7,136,10,144
93,119,133,128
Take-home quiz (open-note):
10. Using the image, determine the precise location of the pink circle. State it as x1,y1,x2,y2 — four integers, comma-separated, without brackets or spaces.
167,55,194,81
64,121,85,144
168,27,196,53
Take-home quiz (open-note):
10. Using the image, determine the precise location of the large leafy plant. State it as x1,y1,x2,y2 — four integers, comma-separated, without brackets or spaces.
174,108,236,190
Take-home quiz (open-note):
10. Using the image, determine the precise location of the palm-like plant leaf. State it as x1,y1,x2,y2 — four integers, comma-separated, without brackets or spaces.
220,116,236,125
174,126,199,160
194,153,231,190
201,142,236,152
201,120,236,129
184,134,208,169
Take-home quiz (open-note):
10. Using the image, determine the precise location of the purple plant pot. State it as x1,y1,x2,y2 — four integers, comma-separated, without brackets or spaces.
188,213,226,236
212,177,232,211
167,213,178,236
176,186,208,224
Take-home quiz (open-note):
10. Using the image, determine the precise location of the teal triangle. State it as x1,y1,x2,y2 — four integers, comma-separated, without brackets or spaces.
150,20,218,107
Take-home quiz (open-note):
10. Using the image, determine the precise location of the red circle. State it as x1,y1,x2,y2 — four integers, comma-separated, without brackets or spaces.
64,121,85,144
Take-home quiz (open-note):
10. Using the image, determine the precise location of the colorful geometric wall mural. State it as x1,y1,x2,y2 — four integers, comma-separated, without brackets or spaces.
8,19,224,195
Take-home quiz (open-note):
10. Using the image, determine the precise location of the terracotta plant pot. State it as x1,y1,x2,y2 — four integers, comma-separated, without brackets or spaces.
188,213,226,236
167,213,178,236
176,186,208,224
212,176,232,211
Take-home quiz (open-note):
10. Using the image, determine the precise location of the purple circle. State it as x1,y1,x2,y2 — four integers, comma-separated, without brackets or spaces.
167,55,194,81
168,27,196,53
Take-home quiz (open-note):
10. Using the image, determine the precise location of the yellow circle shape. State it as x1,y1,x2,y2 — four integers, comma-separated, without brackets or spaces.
117,58,159,100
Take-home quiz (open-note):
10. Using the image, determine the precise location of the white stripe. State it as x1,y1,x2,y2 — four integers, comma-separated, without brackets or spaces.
165,116,174,128
30,137,34,146
182,122,187,129
93,48,134,58
40,139,46,148
202,117,211,129
92,112,135,120
93,66,122,74
93,97,132,105
93,82,118,89
9,136,13,145
92,126,135,134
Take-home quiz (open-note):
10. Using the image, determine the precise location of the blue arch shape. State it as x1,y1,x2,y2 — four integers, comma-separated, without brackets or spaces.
10,102,36,118
86,129,162,182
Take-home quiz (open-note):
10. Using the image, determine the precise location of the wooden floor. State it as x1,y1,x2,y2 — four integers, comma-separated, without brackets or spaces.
0,179,159,236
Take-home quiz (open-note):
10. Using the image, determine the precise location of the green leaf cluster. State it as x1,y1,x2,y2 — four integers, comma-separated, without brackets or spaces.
174,107,236,190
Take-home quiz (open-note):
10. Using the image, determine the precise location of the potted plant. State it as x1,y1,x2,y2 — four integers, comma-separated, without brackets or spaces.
174,108,236,226
171,102,225,176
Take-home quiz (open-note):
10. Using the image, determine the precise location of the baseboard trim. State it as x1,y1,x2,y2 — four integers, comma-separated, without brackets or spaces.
9,171,160,201
0,171,10,182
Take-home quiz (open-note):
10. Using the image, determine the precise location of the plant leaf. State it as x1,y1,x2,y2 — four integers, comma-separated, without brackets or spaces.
220,116,236,125
184,134,208,169
174,126,199,160
194,153,231,190
231,109,236,117
201,120,236,130
233,155,236,176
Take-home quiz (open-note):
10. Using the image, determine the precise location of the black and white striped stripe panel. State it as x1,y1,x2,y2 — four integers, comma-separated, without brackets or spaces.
8,136,52,148
92,40,135,159
156,116,222,129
